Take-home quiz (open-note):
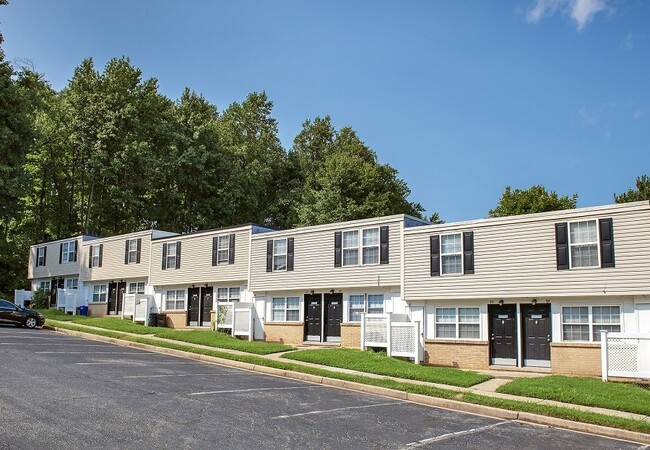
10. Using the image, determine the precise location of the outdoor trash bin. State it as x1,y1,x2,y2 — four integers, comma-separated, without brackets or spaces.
79,305,88,316
157,313,166,327
148,312,158,326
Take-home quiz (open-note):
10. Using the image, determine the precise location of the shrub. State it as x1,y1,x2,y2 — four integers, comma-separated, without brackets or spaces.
31,288,50,309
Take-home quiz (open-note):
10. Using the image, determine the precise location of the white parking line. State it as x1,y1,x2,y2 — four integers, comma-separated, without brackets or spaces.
36,351,155,355
271,401,404,419
189,385,324,396
76,361,197,365
125,373,248,379
402,421,510,448
0,343,111,346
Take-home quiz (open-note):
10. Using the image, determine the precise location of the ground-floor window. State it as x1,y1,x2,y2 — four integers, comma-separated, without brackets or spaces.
561,305,621,342
92,285,107,302
38,280,51,291
65,278,78,290
348,294,385,322
217,287,240,302
435,307,480,339
272,297,300,322
128,282,145,294
165,290,186,310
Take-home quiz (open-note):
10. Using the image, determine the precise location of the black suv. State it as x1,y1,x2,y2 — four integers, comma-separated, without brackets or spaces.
0,299,45,329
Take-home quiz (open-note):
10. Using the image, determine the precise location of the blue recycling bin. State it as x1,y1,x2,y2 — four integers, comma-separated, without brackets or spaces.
79,305,89,316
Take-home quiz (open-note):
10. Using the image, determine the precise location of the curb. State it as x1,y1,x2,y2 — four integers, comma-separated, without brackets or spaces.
49,326,650,445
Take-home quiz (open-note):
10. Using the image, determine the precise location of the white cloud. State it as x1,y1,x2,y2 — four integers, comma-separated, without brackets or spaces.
623,32,634,49
526,0,610,31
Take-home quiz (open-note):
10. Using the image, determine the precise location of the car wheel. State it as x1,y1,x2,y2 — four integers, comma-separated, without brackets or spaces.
25,317,37,329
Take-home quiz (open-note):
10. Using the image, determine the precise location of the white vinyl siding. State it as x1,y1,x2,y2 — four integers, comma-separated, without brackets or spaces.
166,290,185,310
435,307,480,339
126,239,139,264
128,282,145,294
272,297,300,322
569,220,599,268
217,236,230,265
92,285,107,302
440,233,462,275
273,239,287,271
348,294,384,322
217,287,240,302
561,305,621,342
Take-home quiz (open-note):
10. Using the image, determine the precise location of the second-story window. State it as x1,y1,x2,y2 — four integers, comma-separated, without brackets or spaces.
36,247,46,267
166,242,177,269
569,220,599,268
441,233,462,275
217,236,230,264
60,241,76,263
362,228,379,264
126,238,140,264
342,231,359,266
90,244,102,268
273,238,287,271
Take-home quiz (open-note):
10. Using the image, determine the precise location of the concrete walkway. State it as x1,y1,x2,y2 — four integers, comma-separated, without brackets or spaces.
46,320,650,425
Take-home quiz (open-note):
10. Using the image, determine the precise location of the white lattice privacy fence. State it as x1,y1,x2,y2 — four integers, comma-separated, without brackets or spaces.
215,301,254,341
14,289,34,308
601,331,650,381
360,313,422,364
57,288,81,314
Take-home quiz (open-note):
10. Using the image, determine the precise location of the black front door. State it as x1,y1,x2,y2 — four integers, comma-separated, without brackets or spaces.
187,287,200,325
116,282,127,314
304,294,322,341
107,282,118,314
489,304,517,365
324,293,343,341
200,286,213,327
50,278,64,307
522,304,551,367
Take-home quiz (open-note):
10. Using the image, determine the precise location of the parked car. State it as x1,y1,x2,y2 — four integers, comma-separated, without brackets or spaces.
0,299,45,329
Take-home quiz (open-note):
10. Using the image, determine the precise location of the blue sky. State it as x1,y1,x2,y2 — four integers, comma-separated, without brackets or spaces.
2,1,648,222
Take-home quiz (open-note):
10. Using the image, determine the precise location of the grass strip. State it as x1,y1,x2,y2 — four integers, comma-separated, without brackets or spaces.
48,321,650,435
497,376,650,416
282,348,491,388
41,311,292,355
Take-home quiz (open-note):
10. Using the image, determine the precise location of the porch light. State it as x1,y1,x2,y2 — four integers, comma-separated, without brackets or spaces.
531,299,537,306
309,290,314,295
498,299,504,306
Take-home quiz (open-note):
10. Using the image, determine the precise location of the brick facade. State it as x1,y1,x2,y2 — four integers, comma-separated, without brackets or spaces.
265,323,304,345
340,323,361,348
424,340,489,369
551,342,601,377
164,311,187,328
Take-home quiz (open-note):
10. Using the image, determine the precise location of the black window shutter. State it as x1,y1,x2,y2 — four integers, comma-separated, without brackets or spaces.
136,238,142,264
266,240,273,272
124,240,129,264
555,222,569,270
463,231,474,275
229,234,235,264
430,235,440,277
176,241,181,269
162,243,167,270
88,247,93,269
334,232,342,267
287,237,295,271
380,226,389,265
99,244,103,268
73,241,78,262
599,218,615,268
43,247,47,266
212,237,218,266
59,243,63,264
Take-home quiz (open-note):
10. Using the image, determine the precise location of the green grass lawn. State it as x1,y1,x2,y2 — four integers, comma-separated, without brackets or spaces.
497,375,650,416
40,309,293,355
282,348,491,387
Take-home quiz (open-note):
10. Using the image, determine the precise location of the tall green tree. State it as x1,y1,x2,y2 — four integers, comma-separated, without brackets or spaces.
488,185,577,218
615,175,650,203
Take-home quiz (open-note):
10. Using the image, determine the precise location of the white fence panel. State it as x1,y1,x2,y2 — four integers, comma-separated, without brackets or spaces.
60,288,80,314
601,331,650,381
122,294,136,318
133,296,155,326
14,290,34,308
361,313,421,364
215,302,253,341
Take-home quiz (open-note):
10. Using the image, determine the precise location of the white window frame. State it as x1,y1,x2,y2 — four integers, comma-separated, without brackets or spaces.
39,280,51,291
165,289,186,310
561,305,621,342
127,238,139,264
342,230,359,266
61,241,75,263
65,278,78,290
36,247,46,267
362,228,380,265
273,238,287,271
568,220,600,269
128,282,145,294
440,233,463,275
92,285,107,303
216,287,240,302
271,296,300,322
347,293,385,322
217,235,230,265
90,245,101,268
165,242,177,270
434,307,480,340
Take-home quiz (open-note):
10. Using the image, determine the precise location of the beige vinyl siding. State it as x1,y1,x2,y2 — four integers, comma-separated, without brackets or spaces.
250,218,402,291
149,227,251,286
80,232,152,282
404,202,650,301
28,237,83,280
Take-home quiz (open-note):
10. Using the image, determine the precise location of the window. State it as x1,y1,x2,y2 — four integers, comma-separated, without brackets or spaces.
217,236,230,264
441,234,462,275
216,287,240,302
273,239,287,271
39,281,51,291
562,305,621,342
90,245,101,268
165,242,177,270
166,290,185,310
348,294,385,322
342,231,359,266
569,220,599,268
362,228,379,264
271,297,300,322
126,238,139,264
36,247,46,267
128,282,145,294
61,241,76,263
65,278,78,290
92,285,107,302
435,307,480,339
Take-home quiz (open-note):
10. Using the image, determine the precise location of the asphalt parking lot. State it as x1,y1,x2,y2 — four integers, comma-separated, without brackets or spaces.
0,325,645,450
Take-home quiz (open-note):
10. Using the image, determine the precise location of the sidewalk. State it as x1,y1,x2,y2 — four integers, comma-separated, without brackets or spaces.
45,320,650,428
